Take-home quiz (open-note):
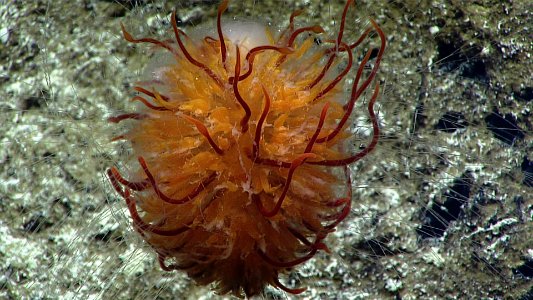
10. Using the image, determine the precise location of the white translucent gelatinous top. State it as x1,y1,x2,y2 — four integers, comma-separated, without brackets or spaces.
140,19,273,94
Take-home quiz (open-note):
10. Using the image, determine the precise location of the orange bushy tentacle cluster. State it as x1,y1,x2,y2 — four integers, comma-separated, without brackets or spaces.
108,0,385,297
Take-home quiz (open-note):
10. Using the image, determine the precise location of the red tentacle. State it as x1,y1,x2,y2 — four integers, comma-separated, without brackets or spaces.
138,156,217,205
336,0,354,47
134,86,170,101
304,102,330,153
310,82,381,166
253,86,271,162
311,42,353,102
171,11,224,88
273,277,306,295
257,240,329,268
217,0,229,67
130,96,169,111
232,45,252,133
180,114,224,155
276,25,325,66
277,9,304,43
107,168,192,236
120,23,178,55
108,167,149,191
254,153,317,217
317,19,386,144
107,113,146,123
228,45,294,83
305,52,335,90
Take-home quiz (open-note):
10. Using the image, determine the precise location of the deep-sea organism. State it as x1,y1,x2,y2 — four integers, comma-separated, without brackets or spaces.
107,0,385,297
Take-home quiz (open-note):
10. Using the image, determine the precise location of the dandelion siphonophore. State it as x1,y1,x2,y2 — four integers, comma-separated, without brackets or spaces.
107,0,386,297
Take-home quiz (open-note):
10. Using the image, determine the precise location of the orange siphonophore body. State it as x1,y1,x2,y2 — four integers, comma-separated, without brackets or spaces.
107,0,385,297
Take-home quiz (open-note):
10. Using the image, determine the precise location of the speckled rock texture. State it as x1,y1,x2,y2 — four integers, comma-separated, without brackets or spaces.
0,1,531,299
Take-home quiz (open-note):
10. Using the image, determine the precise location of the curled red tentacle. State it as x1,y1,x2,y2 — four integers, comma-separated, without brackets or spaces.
134,86,170,101
311,81,381,166
108,167,149,191
273,277,306,295
287,226,314,247
287,25,325,48
253,86,271,162
120,23,178,55
305,52,335,90
311,42,353,102
250,101,329,168
107,168,192,236
171,11,224,88
228,45,294,83
276,9,304,43
324,167,352,230
180,114,224,155
232,45,252,133
107,113,146,123
131,87,173,111
317,18,386,144
130,96,169,111
326,27,373,55
288,9,303,32
107,168,128,199
336,0,354,47
323,199,351,230
110,135,126,142
257,240,328,268
125,190,192,236
254,153,317,217
277,25,325,66
217,0,229,67
138,156,217,205
304,102,330,153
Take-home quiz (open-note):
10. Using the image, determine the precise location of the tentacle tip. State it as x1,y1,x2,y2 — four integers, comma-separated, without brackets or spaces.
291,9,304,17
290,287,307,295
170,10,179,27
137,156,147,165
313,25,326,34
281,47,295,54
218,0,229,13
241,123,249,134
273,278,307,295
120,23,133,41
315,242,331,253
